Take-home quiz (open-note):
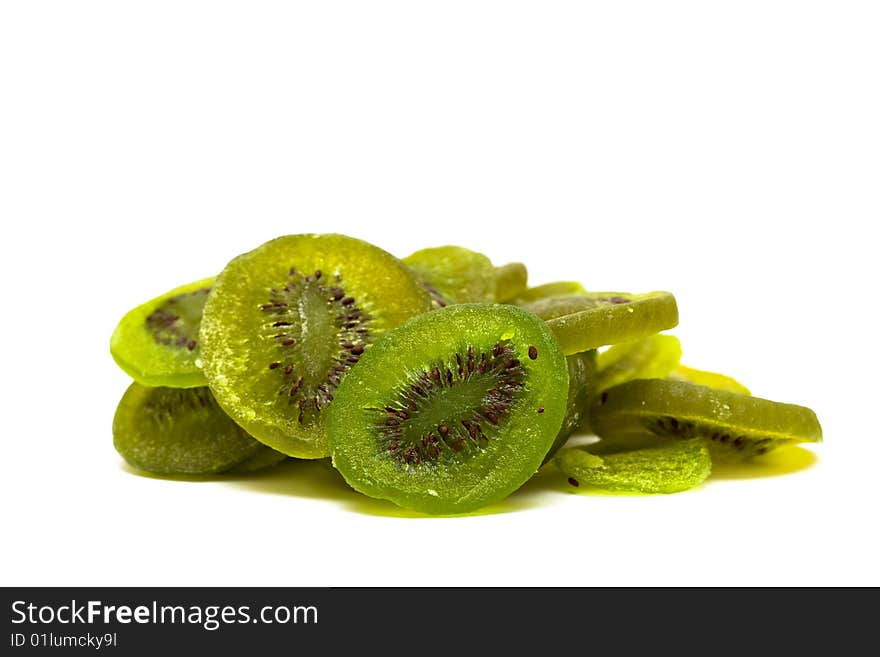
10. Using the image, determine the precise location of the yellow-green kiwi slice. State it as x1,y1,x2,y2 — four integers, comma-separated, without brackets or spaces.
199,234,433,459
403,245,496,307
112,383,276,475
523,292,679,356
110,277,215,388
543,350,597,464
512,281,587,304
556,439,711,494
670,364,751,395
596,334,682,392
589,378,822,460
327,304,568,515
494,262,528,302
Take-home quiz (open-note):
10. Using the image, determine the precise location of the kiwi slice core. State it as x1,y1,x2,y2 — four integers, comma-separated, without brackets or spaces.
328,303,568,514
199,234,433,459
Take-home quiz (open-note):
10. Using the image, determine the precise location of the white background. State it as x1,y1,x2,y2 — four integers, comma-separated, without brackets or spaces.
1,1,877,586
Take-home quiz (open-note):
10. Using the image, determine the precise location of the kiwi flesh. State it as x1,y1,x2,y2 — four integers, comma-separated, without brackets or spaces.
589,378,822,460
494,262,528,302
524,292,679,355
596,334,682,392
327,303,569,515
113,383,266,475
555,439,712,494
110,277,215,388
403,245,496,306
199,234,433,459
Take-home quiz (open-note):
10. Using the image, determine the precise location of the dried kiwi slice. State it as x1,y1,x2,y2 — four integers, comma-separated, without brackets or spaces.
494,262,528,302
596,334,682,392
200,234,433,459
544,350,597,463
512,281,587,304
110,277,214,388
404,245,496,306
670,364,751,395
113,383,265,475
327,303,568,514
556,440,711,494
524,291,679,356
590,379,822,460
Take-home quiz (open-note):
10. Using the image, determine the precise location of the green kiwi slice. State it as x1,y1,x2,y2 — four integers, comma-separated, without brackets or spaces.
544,350,597,463
199,234,433,459
494,262,528,302
110,277,215,388
113,383,265,475
590,379,822,460
512,281,587,303
556,439,711,494
524,291,679,355
403,245,496,306
327,303,569,514
596,334,682,392
670,364,751,395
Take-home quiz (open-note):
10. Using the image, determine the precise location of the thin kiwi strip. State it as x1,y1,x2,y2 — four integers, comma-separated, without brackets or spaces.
596,334,682,392
590,379,822,460
494,262,528,302
200,234,433,459
512,281,588,304
110,277,215,388
556,440,712,494
113,383,265,475
528,292,679,355
328,303,568,515
670,364,751,395
404,245,496,306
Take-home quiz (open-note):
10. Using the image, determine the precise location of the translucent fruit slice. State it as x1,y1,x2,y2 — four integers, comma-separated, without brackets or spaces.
670,364,751,395
327,303,569,515
403,245,496,306
199,234,433,459
112,383,265,475
512,281,587,304
543,350,597,463
555,440,712,494
525,292,679,356
596,334,682,392
110,277,215,388
494,262,528,302
590,378,822,460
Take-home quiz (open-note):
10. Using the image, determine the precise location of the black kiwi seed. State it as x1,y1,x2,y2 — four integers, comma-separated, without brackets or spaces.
528,345,538,360
259,267,372,425
375,339,526,467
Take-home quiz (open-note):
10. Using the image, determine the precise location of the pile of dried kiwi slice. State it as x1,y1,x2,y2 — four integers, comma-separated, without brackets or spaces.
109,234,823,513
